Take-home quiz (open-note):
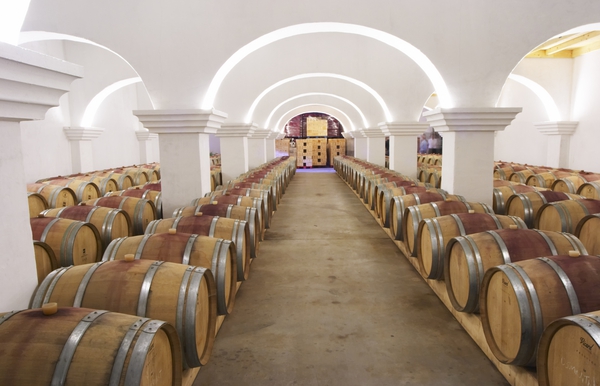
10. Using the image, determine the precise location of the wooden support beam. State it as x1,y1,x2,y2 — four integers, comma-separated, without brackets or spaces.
545,31,600,55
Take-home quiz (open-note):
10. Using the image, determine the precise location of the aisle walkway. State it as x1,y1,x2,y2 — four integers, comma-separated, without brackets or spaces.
194,168,508,386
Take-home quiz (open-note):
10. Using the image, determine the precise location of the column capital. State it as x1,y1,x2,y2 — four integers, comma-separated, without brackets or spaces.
534,121,578,136
267,131,280,140
276,132,286,140
133,108,228,134
360,128,386,138
217,122,257,138
0,42,83,122
135,129,158,141
341,131,354,139
63,126,104,141
379,122,429,136
250,128,271,139
423,107,522,132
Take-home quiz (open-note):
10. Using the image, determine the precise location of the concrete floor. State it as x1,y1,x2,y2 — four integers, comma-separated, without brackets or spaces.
194,168,509,386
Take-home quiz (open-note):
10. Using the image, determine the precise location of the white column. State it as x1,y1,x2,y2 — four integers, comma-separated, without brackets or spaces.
63,127,104,174
534,121,578,169
134,109,227,216
0,42,82,310
342,132,354,157
354,131,368,160
362,127,386,167
424,108,522,205
266,131,278,161
217,123,255,183
380,122,429,179
248,129,269,169
136,129,158,164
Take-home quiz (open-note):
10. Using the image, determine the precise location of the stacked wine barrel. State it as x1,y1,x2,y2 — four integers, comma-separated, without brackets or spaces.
336,155,600,385
6,157,295,384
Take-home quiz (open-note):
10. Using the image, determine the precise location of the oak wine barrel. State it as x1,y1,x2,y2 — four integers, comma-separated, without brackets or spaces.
26,183,77,208
505,190,582,228
535,199,600,234
82,196,157,235
27,192,48,217
33,240,58,284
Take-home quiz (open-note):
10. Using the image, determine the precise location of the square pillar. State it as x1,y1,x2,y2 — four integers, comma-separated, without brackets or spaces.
535,121,578,169
0,42,82,310
248,129,270,169
136,129,158,164
380,122,429,179
266,131,278,161
353,131,368,160
362,128,387,167
424,108,522,205
217,123,255,183
342,132,354,157
64,127,104,173
134,109,227,216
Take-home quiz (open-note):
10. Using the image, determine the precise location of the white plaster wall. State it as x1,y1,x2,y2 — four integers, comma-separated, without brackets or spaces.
570,49,600,172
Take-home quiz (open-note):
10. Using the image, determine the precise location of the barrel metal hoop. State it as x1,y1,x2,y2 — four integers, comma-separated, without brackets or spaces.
133,200,145,235
84,205,99,223
0,310,22,326
48,187,62,208
135,234,153,260
519,194,534,227
31,267,71,308
137,261,165,317
493,189,504,213
450,214,466,236
125,320,166,385
463,201,473,212
552,202,571,233
213,239,229,315
103,237,125,261
40,218,62,243
575,199,592,218
430,201,442,218
102,209,119,246
73,261,106,307
539,257,581,315
226,204,234,218
55,207,68,216
182,234,200,265
208,216,219,238
561,232,588,255
483,203,494,214
503,263,542,364
489,214,503,229
429,219,444,278
533,229,559,255
236,196,243,206
172,216,184,229
176,266,195,367
232,219,245,280
52,310,109,386
486,230,511,264
61,222,83,267
183,267,207,367
413,193,421,205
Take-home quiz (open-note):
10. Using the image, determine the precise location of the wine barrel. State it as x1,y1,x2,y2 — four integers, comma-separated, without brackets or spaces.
0,306,182,385
173,203,260,259
41,178,100,203
526,170,574,188
577,181,600,199
210,188,272,224
537,310,600,386
82,196,157,235
193,194,266,236
30,217,102,266
505,190,582,228
220,181,279,207
552,173,600,193
403,200,493,257
377,185,430,227
41,205,132,250
508,169,536,184
417,213,526,280
494,164,528,180
492,184,538,215
444,228,587,313
103,230,237,315
481,253,600,366
27,192,48,217
107,187,163,219
94,171,134,190
31,259,216,368
71,174,118,195
367,176,415,210
389,192,465,241
535,199,600,234
145,215,250,281
26,183,77,208
33,240,58,284
575,213,600,255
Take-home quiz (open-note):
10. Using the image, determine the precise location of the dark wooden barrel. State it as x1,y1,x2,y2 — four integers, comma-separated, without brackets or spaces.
82,196,157,235
209,188,272,225
30,259,216,368
30,217,102,266
145,215,250,282
0,306,182,385
417,213,526,280
193,194,266,236
481,254,600,366
535,199,600,233
403,200,493,256
107,187,163,219
444,228,587,313
505,190,582,228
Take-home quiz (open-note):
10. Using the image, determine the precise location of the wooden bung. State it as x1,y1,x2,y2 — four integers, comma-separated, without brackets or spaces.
37,213,44,217
509,224,518,229
195,212,203,216
468,209,475,214
42,302,58,316
212,201,218,205
124,254,135,262
568,250,580,258
168,228,177,234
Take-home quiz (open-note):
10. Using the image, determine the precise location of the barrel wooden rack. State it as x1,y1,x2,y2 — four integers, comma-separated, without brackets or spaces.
335,156,538,386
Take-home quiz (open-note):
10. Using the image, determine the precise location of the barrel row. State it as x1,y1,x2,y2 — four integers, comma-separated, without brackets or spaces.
335,155,600,385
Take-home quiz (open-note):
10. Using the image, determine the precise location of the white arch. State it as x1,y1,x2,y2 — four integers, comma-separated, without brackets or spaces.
202,22,452,111
265,92,368,130
0,1,30,45
81,77,142,127
506,74,561,121
246,72,390,123
275,104,355,133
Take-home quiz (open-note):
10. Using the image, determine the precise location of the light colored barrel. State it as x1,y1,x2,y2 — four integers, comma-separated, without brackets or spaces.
27,183,77,208
107,187,163,219
444,228,587,313
535,199,600,234
403,201,493,256
42,178,101,203
552,173,600,193
481,254,600,366
145,215,250,281
492,184,539,214
94,171,135,190
417,213,526,280
30,259,216,368
526,171,574,188
505,190,582,228
0,307,182,385
575,213,600,255
103,231,237,315
193,194,266,237
30,217,102,267
71,174,119,195
577,181,600,199
82,196,157,235
537,310,600,386
27,192,48,217
33,240,58,284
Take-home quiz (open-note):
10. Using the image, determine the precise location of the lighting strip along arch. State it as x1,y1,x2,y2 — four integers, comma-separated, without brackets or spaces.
265,92,368,129
81,77,142,127
274,104,355,133
506,74,561,121
202,22,452,111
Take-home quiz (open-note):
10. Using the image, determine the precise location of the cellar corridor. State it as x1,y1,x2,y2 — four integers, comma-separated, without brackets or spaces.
193,168,509,386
